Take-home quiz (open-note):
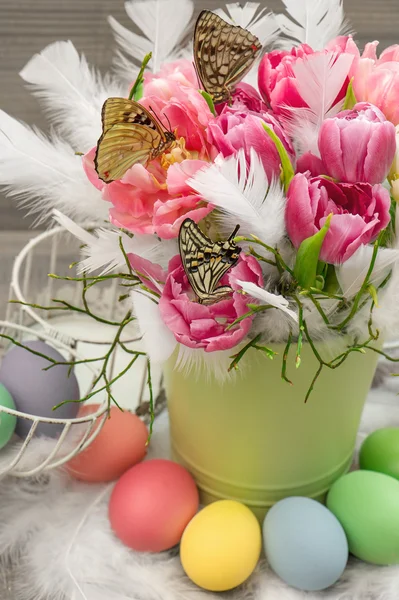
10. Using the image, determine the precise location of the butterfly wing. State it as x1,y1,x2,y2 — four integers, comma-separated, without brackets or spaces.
95,98,172,183
194,10,261,103
179,218,241,304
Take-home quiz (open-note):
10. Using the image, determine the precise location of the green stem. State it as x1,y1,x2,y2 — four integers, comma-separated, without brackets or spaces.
282,331,293,385
228,334,262,371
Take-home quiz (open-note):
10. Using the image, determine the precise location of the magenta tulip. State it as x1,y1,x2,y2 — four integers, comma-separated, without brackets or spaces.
286,174,391,264
207,105,294,181
318,102,396,185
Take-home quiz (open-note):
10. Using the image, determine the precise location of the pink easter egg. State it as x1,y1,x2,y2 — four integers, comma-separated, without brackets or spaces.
109,459,199,552
67,404,148,482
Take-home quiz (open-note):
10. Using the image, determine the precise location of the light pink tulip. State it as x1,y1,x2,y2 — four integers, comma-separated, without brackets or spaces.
350,42,399,125
318,102,396,184
158,254,263,352
143,59,199,99
286,174,391,264
207,106,294,181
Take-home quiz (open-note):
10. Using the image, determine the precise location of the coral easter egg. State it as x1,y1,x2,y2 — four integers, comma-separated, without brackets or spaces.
327,470,399,564
109,459,199,552
360,428,399,479
263,497,348,591
0,383,17,449
180,500,261,591
67,404,149,482
0,341,80,438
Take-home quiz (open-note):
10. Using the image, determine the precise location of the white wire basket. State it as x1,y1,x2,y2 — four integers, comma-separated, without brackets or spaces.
0,227,165,478
0,320,108,477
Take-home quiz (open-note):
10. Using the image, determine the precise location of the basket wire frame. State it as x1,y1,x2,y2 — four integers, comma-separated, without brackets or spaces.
0,227,166,478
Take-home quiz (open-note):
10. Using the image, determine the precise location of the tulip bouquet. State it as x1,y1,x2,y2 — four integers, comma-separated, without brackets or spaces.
2,0,399,403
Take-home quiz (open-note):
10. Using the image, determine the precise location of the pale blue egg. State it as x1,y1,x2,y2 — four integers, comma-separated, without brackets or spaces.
263,497,348,591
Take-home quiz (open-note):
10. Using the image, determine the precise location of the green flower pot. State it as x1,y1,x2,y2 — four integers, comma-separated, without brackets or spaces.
164,341,379,521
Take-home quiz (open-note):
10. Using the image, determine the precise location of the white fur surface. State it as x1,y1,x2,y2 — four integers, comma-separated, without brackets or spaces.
2,376,399,600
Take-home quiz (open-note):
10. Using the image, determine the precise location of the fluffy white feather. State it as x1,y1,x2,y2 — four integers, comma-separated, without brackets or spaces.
131,290,177,363
19,41,126,152
336,245,399,298
109,0,194,81
275,0,352,50
237,280,298,322
188,149,286,247
0,110,108,225
214,2,279,47
53,210,178,274
284,51,354,154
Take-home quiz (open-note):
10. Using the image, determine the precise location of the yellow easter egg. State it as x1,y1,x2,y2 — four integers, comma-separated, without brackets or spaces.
180,500,261,591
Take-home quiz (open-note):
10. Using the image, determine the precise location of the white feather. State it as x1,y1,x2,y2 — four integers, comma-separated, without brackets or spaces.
237,280,298,322
53,210,177,274
275,0,352,50
0,110,108,225
283,51,354,154
214,2,279,47
188,149,286,247
19,41,126,152
131,290,177,363
336,245,399,299
109,0,194,78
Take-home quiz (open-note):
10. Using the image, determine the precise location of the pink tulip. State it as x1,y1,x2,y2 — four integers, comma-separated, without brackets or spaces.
286,173,391,264
350,42,399,125
158,254,263,352
318,102,396,184
257,45,313,113
207,105,294,181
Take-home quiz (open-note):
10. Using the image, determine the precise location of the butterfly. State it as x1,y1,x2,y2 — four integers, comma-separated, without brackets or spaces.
179,218,242,305
94,98,176,183
193,10,262,105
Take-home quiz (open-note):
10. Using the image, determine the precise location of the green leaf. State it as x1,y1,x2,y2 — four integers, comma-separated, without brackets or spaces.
324,264,340,295
294,214,332,289
128,52,152,101
262,123,295,192
368,284,379,307
343,78,357,110
199,90,216,116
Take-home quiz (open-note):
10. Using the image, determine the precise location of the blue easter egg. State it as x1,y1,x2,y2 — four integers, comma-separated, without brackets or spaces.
263,497,348,591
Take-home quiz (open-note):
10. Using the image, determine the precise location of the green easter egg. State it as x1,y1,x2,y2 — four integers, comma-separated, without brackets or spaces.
359,428,399,479
327,470,399,565
0,383,16,449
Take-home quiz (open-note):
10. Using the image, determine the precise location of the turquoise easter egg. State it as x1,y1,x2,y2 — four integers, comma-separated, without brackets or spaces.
327,470,399,564
0,383,17,449
360,428,399,479
263,497,348,591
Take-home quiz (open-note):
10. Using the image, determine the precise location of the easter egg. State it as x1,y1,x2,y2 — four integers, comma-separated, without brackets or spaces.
263,497,348,591
180,500,261,591
359,428,399,479
0,384,17,449
67,404,148,482
109,459,199,552
0,341,80,438
327,470,399,564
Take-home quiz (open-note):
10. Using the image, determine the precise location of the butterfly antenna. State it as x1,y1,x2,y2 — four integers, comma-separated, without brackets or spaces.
229,224,240,240
164,113,173,134
148,104,169,133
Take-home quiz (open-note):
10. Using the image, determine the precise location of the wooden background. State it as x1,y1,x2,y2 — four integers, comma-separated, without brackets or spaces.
0,0,398,229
